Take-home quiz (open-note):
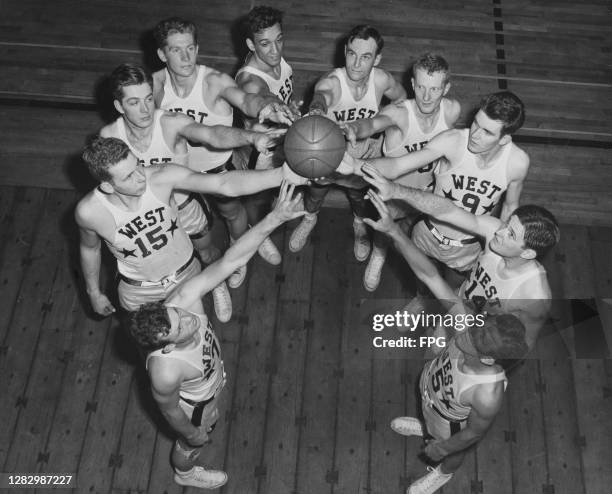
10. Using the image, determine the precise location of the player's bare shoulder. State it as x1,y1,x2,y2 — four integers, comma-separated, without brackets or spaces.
236,66,267,95
75,190,113,236
373,66,394,90
99,122,116,138
75,191,98,228
442,97,461,127
507,142,530,179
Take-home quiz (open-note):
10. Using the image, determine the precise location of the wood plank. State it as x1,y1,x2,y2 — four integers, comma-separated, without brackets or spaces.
111,370,158,491
0,187,46,342
369,251,413,494
536,325,585,494
328,210,371,494
2,190,79,473
589,226,612,355
259,226,314,494
0,188,62,467
296,209,348,494
75,319,134,493
42,312,113,479
476,394,513,494
572,359,612,494
506,358,549,492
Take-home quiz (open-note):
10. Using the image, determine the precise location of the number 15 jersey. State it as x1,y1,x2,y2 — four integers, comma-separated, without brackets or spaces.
93,184,193,281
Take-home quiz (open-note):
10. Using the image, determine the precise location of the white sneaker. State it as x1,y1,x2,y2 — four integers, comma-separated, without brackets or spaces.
174,466,228,489
258,236,282,265
212,282,232,323
408,466,452,494
289,212,318,252
363,245,387,291
228,264,247,289
353,218,371,262
390,416,424,437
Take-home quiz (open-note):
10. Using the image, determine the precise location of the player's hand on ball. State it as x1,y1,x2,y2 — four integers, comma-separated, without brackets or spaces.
339,122,357,146
253,128,287,154
308,107,325,117
362,163,395,201
288,99,304,119
258,101,295,126
90,292,116,317
363,190,398,235
270,180,306,223
281,162,310,186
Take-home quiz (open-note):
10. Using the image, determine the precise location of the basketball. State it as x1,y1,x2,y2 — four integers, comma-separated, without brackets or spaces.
283,115,346,178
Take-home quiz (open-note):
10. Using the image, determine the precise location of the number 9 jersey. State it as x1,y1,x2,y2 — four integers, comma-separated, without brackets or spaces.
432,128,512,241
93,184,193,282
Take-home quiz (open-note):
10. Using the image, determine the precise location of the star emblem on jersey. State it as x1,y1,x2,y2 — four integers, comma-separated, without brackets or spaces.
442,189,458,202
481,202,496,214
166,218,179,237
120,248,137,258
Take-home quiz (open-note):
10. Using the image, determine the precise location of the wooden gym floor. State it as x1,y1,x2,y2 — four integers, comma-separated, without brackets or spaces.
0,0,611,493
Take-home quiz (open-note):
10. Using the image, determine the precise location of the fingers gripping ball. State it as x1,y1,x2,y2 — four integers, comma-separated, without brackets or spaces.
283,115,346,178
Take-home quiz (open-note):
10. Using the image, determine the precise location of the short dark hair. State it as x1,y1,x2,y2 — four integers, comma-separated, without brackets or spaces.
479,91,525,136
346,25,384,55
126,301,172,351
244,6,283,41
82,136,131,183
109,63,153,102
477,313,528,360
413,53,450,84
153,17,198,49
513,205,560,259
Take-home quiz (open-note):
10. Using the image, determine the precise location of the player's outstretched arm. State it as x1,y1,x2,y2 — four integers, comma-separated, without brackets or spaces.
169,182,305,307
75,204,115,316
172,111,281,153
149,367,209,447
218,73,294,126
308,75,336,116
423,383,503,461
362,164,500,239
342,103,399,143
364,190,461,305
155,162,307,197
380,69,407,103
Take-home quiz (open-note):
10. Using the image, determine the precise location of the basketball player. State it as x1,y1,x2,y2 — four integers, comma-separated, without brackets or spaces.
362,190,528,493
363,164,559,348
99,63,284,321
76,137,304,318
152,17,295,288
397,312,527,493
234,5,298,264
343,53,460,291
349,91,529,276
289,24,406,262
125,180,304,489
